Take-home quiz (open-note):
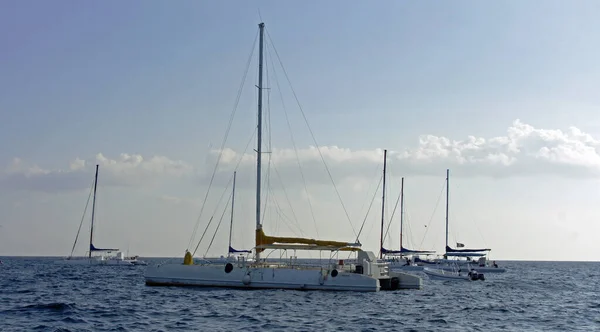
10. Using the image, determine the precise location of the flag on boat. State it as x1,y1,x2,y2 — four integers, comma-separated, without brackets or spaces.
456,242,465,248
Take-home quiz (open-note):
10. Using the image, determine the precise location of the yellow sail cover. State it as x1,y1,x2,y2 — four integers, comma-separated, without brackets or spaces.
255,229,360,253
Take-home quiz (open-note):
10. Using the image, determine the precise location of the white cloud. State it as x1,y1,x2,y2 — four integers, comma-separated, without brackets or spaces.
94,153,193,180
0,153,194,192
211,119,600,179
3,120,600,193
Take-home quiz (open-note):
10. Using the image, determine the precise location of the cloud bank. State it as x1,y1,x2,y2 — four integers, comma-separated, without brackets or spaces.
211,119,600,179
1,153,193,192
2,120,600,192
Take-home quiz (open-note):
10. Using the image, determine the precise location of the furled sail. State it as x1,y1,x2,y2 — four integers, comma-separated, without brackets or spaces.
255,229,361,253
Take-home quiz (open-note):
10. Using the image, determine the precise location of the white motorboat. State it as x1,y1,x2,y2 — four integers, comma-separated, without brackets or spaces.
423,267,485,281
433,258,506,273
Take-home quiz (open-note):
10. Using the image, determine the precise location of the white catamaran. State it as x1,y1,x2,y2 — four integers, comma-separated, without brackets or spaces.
144,22,422,292
54,165,146,266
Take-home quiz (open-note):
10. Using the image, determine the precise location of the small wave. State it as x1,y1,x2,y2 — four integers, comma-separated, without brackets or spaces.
61,316,87,324
23,302,75,312
237,314,261,323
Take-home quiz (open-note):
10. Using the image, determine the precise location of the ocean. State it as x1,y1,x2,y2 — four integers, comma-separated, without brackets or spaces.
0,258,598,331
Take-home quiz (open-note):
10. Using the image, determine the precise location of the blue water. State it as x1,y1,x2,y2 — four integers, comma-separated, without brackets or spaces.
0,258,598,331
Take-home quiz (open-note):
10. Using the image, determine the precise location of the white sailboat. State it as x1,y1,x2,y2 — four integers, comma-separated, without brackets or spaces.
202,171,252,265
377,150,436,271
54,165,146,266
426,169,505,273
144,22,422,292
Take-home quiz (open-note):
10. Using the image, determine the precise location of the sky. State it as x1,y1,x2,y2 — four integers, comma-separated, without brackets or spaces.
1,1,600,261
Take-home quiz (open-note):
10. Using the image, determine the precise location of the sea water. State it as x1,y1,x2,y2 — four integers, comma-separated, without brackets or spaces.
0,258,598,331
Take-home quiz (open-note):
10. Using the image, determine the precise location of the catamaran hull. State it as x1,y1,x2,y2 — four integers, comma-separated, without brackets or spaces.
145,263,380,292
388,271,422,289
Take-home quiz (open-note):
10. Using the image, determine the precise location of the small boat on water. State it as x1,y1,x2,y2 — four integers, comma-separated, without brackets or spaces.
125,255,148,266
423,267,485,281
421,169,506,274
54,165,146,266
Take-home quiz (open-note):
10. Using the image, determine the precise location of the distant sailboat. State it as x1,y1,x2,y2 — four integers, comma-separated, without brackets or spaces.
54,165,146,266
377,150,435,271
205,171,252,264
432,169,505,273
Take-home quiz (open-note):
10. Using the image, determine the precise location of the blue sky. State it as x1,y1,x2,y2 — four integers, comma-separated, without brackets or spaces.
1,1,600,260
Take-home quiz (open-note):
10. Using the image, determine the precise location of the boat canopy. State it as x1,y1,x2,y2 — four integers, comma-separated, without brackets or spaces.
255,229,361,253
444,252,487,257
90,243,119,252
228,246,251,254
445,245,489,257
445,245,490,253
256,244,360,251
381,246,436,255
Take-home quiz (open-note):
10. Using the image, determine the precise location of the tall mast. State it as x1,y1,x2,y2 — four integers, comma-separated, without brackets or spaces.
255,22,265,261
89,164,99,258
379,149,387,259
445,168,450,250
228,171,237,256
400,177,404,251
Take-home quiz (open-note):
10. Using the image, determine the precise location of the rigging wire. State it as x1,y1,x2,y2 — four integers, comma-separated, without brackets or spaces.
266,44,320,238
271,162,306,236
418,179,446,250
69,177,95,257
203,192,233,258
268,185,304,237
188,29,259,251
191,128,258,256
265,29,358,238
383,179,402,248
261,38,273,227
347,174,383,259
404,206,415,248
355,175,383,242
192,175,235,256
356,163,383,228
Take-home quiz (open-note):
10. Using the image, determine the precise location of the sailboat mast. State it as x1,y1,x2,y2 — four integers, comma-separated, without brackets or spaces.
379,149,387,259
255,22,265,261
445,168,449,250
228,171,237,256
89,164,99,258
400,177,404,251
